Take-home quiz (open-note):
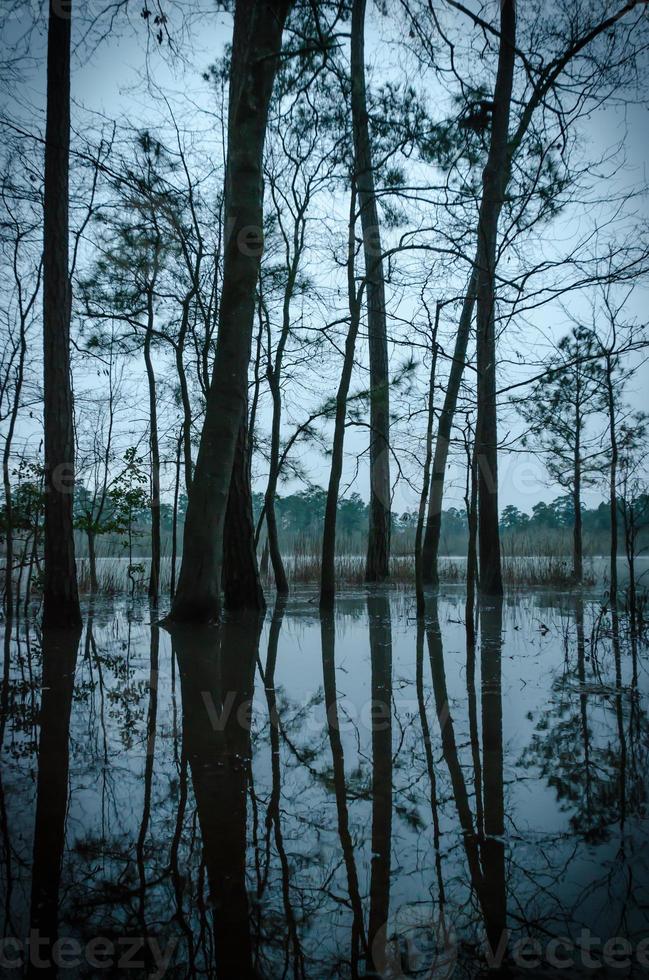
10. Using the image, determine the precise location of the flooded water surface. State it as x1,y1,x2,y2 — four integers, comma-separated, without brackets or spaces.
1,587,647,977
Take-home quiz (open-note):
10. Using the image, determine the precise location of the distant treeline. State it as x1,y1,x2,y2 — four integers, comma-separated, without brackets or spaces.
2,480,647,562
56,487,647,557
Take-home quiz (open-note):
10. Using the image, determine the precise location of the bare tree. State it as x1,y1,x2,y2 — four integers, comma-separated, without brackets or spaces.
320,189,363,611
351,0,391,583
42,0,81,627
170,0,292,624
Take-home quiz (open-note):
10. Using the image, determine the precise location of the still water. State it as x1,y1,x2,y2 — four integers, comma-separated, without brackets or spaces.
1,587,647,978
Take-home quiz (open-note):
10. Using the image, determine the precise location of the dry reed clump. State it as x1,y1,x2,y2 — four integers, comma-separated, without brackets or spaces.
261,553,592,588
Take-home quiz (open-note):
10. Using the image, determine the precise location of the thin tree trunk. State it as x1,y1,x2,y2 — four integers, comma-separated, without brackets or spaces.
351,0,391,582
570,368,585,584
415,305,440,617
265,360,290,596
87,529,98,594
320,189,361,611
605,353,619,605
248,294,265,480
175,301,194,493
573,419,583,584
170,432,182,598
475,0,516,597
169,0,291,624
143,293,161,604
465,423,479,644
42,0,81,628
222,414,266,612
263,247,301,596
422,272,477,584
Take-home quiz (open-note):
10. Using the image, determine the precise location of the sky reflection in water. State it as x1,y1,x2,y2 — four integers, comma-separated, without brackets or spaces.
1,587,647,978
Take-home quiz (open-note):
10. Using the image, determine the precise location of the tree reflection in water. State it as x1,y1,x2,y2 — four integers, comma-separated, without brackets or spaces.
1,588,648,977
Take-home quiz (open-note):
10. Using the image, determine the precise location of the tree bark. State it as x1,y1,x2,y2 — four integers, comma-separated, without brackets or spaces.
87,528,98,594
605,353,619,604
170,432,182,598
264,270,298,595
415,305,440,617
143,293,161,604
465,424,479,644
169,0,292,623
222,414,266,612
351,0,392,583
175,299,194,493
572,426,583,584
422,272,477,584
474,0,516,597
320,190,361,611
42,0,81,628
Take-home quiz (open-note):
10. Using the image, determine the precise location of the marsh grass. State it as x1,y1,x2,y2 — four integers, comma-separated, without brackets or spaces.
18,548,604,598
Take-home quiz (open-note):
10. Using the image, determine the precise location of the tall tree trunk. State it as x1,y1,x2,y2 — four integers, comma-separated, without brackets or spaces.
573,418,583,584
87,528,98,594
175,300,194,494
169,0,292,624
170,432,182,598
222,414,266,612
422,273,477,584
605,353,619,605
415,305,440,617
465,423,479,645
351,0,391,583
264,325,291,595
320,190,361,611
143,302,160,604
475,0,516,597
42,0,81,628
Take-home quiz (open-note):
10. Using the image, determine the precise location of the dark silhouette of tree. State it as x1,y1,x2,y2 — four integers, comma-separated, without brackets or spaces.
42,0,81,627
514,326,606,582
351,0,391,583
320,188,363,611
170,0,293,623
472,0,516,597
